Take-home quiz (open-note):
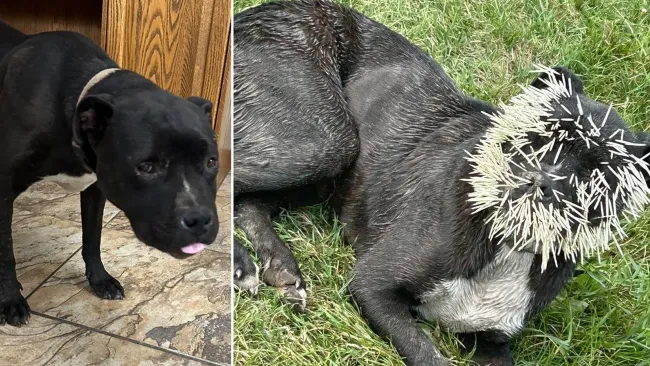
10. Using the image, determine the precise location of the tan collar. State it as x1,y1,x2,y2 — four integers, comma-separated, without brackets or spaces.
76,68,120,106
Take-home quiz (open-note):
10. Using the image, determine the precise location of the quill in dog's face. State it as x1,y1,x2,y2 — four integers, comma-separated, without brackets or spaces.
478,69,650,258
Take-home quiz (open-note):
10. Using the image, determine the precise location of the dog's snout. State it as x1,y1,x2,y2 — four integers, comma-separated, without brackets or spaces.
181,207,214,235
513,172,555,201
540,181,553,200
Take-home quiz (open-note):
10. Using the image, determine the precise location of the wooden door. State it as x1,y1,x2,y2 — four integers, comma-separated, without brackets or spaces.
0,0,103,43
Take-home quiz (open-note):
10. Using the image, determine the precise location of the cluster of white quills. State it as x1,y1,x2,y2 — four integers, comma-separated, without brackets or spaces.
464,65,650,270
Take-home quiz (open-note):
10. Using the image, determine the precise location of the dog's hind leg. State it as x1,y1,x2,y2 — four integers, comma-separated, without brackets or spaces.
233,9,360,309
234,190,317,311
457,332,514,366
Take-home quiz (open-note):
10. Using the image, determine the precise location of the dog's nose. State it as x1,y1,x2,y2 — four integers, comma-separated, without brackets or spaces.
181,207,213,235
512,172,555,202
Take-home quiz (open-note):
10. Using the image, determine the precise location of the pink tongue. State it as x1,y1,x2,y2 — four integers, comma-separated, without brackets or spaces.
180,243,206,254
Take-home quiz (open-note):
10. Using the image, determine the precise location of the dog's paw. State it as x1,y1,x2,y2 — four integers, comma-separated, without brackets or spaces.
278,282,307,313
262,256,307,312
233,243,261,295
234,262,261,295
89,276,125,300
262,256,302,286
0,293,31,327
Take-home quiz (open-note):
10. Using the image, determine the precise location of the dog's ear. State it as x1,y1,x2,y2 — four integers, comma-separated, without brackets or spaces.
531,66,585,95
72,94,115,171
187,96,213,116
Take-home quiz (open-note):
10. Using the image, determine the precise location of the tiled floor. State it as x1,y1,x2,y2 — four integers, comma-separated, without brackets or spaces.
0,174,232,366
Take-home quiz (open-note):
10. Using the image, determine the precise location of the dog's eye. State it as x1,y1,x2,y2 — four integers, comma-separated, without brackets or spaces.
137,159,169,175
206,157,218,169
138,162,155,174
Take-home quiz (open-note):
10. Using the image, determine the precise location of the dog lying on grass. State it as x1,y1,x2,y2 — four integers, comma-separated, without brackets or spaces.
232,1,650,365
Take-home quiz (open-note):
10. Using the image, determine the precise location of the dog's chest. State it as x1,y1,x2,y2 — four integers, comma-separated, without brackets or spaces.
41,173,97,193
414,249,535,336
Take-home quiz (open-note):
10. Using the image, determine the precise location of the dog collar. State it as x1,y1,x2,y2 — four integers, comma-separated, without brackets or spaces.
72,67,120,173
76,68,121,106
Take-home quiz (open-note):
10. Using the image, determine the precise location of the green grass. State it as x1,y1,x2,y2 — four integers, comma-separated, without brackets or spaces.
233,0,650,365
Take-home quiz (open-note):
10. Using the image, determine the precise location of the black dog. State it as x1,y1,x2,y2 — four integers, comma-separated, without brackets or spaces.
0,21,219,326
233,1,650,365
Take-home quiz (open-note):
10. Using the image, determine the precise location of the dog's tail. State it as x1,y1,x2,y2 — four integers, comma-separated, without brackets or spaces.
0,20,28,61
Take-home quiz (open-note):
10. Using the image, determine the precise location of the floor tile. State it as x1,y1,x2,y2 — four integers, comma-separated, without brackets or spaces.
15,181,121,225
11,212,83,295
104,211,131,231
28,228,232,364
0,315,208,365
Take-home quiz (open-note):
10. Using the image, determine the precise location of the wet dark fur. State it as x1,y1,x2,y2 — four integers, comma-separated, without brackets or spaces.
233,1,650,365
0,21,219,326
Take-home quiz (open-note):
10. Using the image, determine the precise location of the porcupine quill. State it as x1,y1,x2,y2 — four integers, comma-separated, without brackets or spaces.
463,65,650,271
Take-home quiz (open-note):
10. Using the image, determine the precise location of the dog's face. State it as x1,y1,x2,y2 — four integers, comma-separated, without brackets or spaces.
510,70,650,206
74,90,219,256
468,67,650,260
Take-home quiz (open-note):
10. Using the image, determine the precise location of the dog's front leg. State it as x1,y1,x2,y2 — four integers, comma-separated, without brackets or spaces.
351,260,450,366
80,183,124,299
0,197,30,326
234,195,306,312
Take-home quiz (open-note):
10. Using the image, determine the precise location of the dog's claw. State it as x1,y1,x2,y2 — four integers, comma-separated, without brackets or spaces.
279,284,307,312
0,294,31,327
263,266,307,312
89,276,125,300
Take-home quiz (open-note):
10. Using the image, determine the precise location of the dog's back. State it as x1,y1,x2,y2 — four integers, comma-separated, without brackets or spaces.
0,20,27,62
234,0,361,194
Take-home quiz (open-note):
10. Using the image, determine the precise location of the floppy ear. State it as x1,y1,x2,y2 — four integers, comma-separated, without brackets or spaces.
187,96,213,116
72,94,114,171
530,66,585,95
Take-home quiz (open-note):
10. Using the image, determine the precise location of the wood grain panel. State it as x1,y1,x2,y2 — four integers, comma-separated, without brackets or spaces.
104,0,203,98
199,0,231,124
208,0,232,187
190,0,216,99
0,0,102,43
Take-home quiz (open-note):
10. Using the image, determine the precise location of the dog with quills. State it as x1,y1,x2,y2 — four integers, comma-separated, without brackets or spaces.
0,21,219,326
232,1,650,365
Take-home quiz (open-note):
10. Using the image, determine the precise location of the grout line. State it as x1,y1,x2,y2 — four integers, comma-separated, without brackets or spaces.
31,312,226,366
102,209,122,228
25,247,82,299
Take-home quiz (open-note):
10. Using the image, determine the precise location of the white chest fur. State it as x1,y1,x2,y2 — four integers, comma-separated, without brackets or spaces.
41,173,97,193
414,249,535,336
